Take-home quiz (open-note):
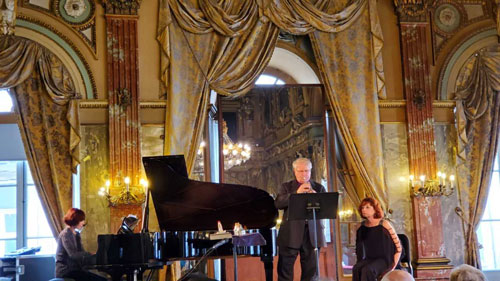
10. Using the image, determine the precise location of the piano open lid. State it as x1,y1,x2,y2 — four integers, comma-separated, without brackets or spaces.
143,155,278,231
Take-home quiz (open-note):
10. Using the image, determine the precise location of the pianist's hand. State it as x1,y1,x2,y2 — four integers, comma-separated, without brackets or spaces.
297,182,316,194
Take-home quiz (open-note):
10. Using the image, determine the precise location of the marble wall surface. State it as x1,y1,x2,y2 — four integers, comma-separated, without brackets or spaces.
80,125,110,252
435,124,465,266
381,123,465,267
79,125,166,251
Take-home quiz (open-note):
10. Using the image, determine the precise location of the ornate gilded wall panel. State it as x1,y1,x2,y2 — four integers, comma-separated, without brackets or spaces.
431,0,495,60
18,0,97,55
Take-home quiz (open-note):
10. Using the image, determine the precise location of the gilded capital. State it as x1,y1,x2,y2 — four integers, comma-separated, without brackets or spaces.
0,0,16,35
394,0,429,22
102,0,141,15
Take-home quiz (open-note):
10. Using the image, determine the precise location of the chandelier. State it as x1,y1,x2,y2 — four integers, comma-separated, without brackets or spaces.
223,142,251,170
222,120,251,170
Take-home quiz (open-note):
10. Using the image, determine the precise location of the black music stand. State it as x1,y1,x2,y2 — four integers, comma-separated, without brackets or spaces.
288,192,339,280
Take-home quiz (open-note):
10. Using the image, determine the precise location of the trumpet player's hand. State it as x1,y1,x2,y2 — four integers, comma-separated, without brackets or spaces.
297,182,316,193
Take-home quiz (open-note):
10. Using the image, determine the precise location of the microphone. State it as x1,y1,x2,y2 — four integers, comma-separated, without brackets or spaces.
211,238,230,250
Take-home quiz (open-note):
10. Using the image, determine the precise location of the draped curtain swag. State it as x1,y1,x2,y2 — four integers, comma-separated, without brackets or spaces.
455,46,500,268
157,0,388,208
0,36,81,237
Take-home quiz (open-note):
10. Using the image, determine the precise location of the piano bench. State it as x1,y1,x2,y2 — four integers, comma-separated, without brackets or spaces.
49,278,76,281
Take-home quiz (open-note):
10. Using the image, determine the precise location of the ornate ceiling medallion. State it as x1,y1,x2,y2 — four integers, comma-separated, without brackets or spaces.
434,3,461,33
64,0,86,18
54,0,94,26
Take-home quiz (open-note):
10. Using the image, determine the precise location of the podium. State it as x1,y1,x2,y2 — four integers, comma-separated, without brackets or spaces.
288,192,339,280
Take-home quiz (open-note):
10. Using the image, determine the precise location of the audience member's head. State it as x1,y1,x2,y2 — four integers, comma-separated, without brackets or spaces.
358,197,384,219
381,270,415,281
450,264,487,281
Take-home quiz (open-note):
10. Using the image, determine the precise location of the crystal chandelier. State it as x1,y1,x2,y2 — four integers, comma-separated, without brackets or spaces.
222,120,251,170
223,142,251,170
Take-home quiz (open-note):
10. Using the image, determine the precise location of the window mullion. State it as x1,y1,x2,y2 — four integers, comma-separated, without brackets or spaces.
16,161,24,249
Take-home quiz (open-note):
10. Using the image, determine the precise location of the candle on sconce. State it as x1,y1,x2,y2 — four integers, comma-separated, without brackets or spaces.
140,178,149,193
105,180,111,194
449,175,455,188
441,173,447,186
437,171,442,185
409,175,415,187
419,175,426,187
124,177,130,192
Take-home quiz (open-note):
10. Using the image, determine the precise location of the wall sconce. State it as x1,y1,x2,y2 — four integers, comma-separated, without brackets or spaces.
402,171,455,197
98,177,148,206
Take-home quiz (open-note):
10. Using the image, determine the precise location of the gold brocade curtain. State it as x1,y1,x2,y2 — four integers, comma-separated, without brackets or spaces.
455,46,500,268
0,36,81,237
308,1,387,209
157,0,388,208
158,0,279,174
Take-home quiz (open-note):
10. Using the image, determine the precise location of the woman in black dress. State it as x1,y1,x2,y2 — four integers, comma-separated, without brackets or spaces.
353,198,402,281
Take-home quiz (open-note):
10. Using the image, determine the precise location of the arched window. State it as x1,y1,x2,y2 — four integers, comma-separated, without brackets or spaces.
0,90,13,112
255,74,285,85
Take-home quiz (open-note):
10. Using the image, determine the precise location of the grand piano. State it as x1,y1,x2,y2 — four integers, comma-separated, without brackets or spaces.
92,155,279,281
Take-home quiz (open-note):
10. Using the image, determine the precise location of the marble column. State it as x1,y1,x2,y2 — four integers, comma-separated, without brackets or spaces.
395,1,453,279
103,0,143,230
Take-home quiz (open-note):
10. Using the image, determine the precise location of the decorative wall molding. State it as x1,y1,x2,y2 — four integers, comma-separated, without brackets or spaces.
431,0,494,60
394,0,429,22
15,16,97,98
78,100,454,109
79,100,167,108
18,0,97,55
438,28,497,100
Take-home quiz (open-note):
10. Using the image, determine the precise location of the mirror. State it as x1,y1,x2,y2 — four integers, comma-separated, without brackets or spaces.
337,186,361,276
215,85,340,278
219,86,326,195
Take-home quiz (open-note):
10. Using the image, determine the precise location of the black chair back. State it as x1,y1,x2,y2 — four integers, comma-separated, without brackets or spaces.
397,233,413,276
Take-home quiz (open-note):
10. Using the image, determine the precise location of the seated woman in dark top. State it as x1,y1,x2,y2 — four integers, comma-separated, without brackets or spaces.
353,198,402,281
56,208,106,281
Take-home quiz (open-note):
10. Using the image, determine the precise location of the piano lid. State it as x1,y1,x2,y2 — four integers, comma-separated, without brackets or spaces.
143,155,278,231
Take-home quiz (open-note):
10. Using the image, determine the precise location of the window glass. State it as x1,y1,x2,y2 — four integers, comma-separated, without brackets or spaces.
26,185,53,238
0,161,17,255
255,74,285,85
0,90,13,112
25,164,56,254
0,161,56,255
25,164,34,185
478,153,500,270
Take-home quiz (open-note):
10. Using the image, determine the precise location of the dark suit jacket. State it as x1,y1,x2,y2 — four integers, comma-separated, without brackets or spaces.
275,180,327,249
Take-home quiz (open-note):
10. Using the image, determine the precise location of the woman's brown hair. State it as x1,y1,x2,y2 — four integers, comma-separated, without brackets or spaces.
63,208,85,227
358,197,384,219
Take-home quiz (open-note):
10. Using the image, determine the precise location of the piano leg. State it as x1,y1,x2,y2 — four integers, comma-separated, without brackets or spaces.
261,257,274,281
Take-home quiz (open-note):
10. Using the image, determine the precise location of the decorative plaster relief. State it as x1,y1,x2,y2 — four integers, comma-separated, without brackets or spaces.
435,4,461,33
463,4,485,20
64,0,86,18
28,0,49,10
0,0,16,35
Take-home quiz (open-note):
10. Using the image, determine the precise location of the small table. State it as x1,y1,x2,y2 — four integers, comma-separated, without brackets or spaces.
231,233,267,281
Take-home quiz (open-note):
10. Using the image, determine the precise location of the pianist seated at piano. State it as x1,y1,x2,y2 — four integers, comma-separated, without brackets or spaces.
55,208,107,281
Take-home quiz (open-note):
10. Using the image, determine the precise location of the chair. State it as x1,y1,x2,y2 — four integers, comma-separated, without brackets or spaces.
49,278,76,281
397,233,413,276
